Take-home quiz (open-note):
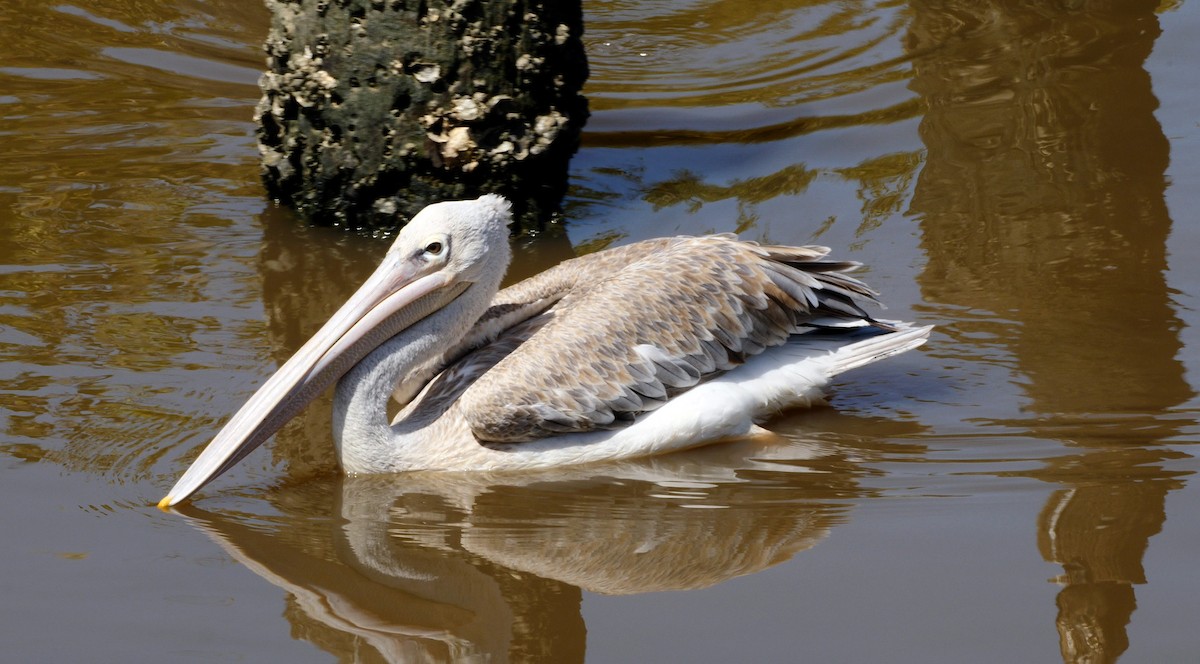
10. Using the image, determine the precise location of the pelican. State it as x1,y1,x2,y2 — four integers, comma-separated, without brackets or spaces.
160,195,930,507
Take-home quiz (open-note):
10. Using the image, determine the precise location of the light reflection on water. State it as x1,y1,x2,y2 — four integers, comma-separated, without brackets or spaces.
0,0,1198,662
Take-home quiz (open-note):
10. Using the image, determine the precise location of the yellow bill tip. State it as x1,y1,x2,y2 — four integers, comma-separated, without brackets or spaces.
156,495,174,511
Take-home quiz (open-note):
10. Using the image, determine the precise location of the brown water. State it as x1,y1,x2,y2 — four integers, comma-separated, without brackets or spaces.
2,1,1199,661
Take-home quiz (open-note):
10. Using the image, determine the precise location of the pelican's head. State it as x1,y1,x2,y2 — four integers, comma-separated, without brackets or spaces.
158,195,513,508
385,193,513,289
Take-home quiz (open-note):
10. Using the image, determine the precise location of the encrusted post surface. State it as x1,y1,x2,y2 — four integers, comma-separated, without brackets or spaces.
256,0,588,233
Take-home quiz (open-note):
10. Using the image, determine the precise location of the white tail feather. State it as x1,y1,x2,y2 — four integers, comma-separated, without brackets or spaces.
738,324,933,418
825,325,933,376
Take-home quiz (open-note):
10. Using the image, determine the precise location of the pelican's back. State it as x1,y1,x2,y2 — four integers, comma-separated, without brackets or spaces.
446,236,907,443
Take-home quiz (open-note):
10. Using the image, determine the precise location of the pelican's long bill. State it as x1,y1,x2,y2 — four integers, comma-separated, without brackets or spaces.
158,250,460,509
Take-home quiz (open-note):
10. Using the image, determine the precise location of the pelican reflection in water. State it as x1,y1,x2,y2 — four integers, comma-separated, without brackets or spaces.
160,196,930,506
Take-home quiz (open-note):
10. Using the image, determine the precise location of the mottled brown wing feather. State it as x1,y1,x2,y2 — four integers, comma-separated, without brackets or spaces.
399,240,681,410
454,236,882,443
433,238,678,364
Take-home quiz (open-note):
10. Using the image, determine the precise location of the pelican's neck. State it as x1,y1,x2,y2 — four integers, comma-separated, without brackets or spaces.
332,280,495,473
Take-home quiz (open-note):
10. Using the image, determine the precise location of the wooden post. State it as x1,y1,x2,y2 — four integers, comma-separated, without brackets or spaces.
256,0,588,233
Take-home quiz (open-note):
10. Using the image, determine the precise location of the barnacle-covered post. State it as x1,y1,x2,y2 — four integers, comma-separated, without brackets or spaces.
256,0,589,233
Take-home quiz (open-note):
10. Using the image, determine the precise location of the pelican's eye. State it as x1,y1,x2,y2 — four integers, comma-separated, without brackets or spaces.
424,241,444,256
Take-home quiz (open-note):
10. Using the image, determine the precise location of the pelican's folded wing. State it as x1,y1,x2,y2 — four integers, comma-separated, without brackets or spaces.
455,236,883,443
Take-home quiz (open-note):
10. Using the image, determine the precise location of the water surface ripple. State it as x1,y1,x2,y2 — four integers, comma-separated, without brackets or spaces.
1,1,1199,662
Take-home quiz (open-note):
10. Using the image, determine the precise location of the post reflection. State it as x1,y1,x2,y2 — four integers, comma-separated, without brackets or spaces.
255,206,385,483
907,2,1192,662
176,437,868,662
